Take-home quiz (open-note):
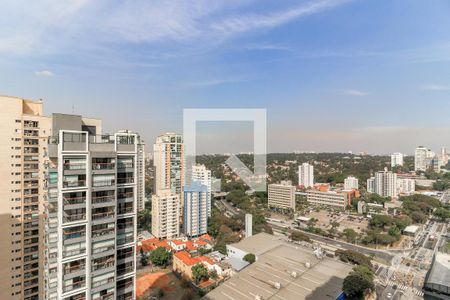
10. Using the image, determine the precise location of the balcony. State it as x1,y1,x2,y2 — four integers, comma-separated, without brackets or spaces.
63,162,86,171
117,177,134,185
117,191,134,201
118,204,133,215
92,194,115,205
92,210,115,221
91,255,114,272
117,248,134,261
92,158,115,171
92,179,115,188
92,275,114,289
64,195,86,206
92,225,115,238
92,292,114,300
117,262,134,277
63,262,86,276
63,181,86,188
63,209,86,223
63,276,85,293
63,243,86,258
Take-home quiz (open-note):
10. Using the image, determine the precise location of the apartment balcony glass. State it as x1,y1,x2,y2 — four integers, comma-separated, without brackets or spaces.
117,187,134,201
117,247,134,261
63,192,86,206
24,120,39,128
63,225,86,242
117,232,134,246
24,155,39,162
63,241,86,258
24,163,39,170
117,158,134,170
92,288,114,300
117,172,134,185
92,158,115,170
91,254,115,272
63,174,86,188
63,292,86,300
118,203,133,215
117,277,133,291
92,239,115,254
24,138,39,146
63,275,85,293
63,259,86,275
116,261,134,277
92,174,115,187
63,157,86,169
92,190,115,204
24,146,39,154
92,207,115,221
63,208,86,223
91,223,115,238
91,271,114,289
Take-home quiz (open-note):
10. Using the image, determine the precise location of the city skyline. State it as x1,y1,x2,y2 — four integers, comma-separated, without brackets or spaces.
2,1,450,153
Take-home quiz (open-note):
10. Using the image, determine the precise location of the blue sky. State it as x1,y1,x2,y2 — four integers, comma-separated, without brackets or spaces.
1,0,450,154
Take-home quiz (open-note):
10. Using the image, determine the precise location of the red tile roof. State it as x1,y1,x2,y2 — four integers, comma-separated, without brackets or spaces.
174,251,215,266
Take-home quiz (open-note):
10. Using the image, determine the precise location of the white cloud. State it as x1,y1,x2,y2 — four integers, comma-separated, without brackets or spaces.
421,84,450,91
343,89,370,97
35,70,54,77
0,0,352,55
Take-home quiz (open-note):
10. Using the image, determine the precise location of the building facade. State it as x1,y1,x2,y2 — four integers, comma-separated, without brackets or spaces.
397,177,415,195
151,189,180,239
44,114,138,300
153,133,184,195
268,181,296,211
0,96,51,300
298,162,314,188
136,136,146,212
183,182,209,238
391,152,404,167
344,176,359,190
306,190,350,209
415,146,433,172
374,169,398,198
191,164,212,216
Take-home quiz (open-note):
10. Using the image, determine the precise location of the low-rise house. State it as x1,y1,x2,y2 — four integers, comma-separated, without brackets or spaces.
173,251,223,280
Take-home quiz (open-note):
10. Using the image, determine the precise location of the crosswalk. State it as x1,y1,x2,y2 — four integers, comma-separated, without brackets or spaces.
412,288,424,297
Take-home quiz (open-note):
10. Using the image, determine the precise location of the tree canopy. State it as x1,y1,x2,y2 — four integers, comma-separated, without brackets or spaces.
149,247,172,266
192,264,209,284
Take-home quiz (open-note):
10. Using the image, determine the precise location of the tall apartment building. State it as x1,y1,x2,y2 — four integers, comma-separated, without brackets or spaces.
183,182,209,238
268,181,296,211
368,168,398,198
44,114,138,300
153,133,184,194
191,164,212,216
415,146,433,172
0,96,51,300
391,152,404,167
151,189,180,239
298,162,314,188
136,135,146,211
344,176,359,190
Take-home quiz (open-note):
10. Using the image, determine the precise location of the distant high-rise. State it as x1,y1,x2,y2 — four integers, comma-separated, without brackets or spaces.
367,177,375,193
391,152,404,168
153,133,184,194
183,182,209,238
440,147,449,166
0,96,51,300
245,214,253,238
344,176,359,190
298,163,314,188
44,114,139,300
415,146,433,172
190,164,212,216
151,189,180,239
397,176,415,195
374,168,398,198
268,181,296,211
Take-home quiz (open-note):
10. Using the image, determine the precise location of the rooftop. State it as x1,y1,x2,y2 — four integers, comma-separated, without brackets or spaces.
204,237,352,300
174,251,215,266
425,251,450,288
227,232,284,256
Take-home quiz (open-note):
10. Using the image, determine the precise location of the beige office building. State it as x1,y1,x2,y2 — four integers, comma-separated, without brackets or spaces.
306,190,349,209
151,189,180,239
268,181,296,211
0,96,51,300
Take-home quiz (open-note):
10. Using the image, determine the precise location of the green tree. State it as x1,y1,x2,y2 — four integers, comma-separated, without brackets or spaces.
343,271,374,300
342,228,358,243
290,231,311,243
336,249,373,269
434,207,450,221
138,209,152,231
149,247,172,266
243,253,256,264
192,264,209,284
